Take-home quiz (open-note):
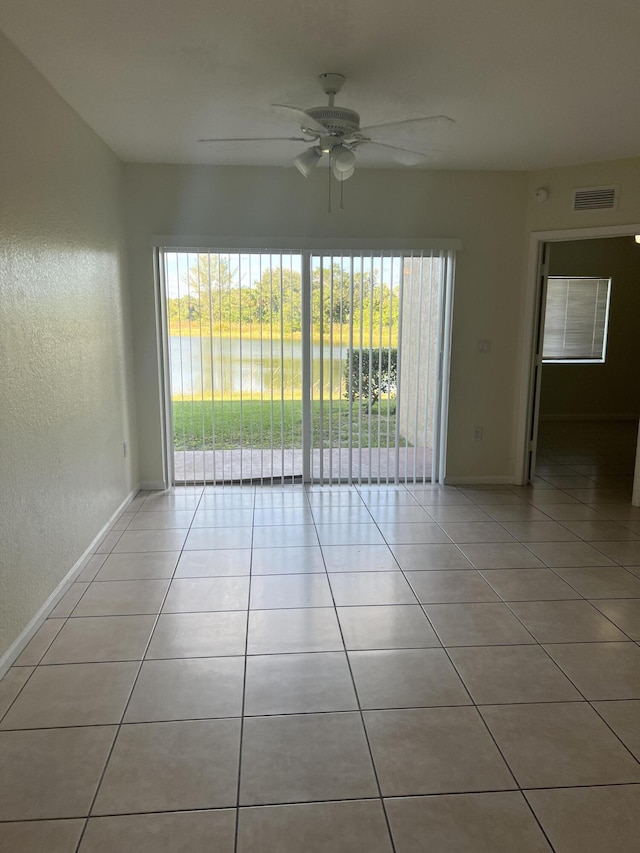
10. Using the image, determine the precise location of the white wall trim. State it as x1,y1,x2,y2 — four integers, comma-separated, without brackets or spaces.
140,481,168,491
0,486,141,679
515,222,640,485
444,475,514,485
152,235,462,252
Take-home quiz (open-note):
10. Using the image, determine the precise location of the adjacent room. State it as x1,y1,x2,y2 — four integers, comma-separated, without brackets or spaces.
535,236,640,490
2,2,640,851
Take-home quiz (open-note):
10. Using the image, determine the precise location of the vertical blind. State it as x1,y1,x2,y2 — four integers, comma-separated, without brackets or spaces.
165,251,303,485
162,246,454,486
310,250,448,485
542,277,611,361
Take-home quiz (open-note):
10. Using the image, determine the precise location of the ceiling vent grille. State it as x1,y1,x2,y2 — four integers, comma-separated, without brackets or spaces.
572,185,618,212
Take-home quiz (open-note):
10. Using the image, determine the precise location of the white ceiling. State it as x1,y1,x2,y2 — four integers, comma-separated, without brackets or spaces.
2,0,640,171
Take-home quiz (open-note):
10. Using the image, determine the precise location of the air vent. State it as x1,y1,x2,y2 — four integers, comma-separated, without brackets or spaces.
572,185,618,212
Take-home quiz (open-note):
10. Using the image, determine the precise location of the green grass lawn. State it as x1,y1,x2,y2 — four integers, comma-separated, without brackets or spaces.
173,400,404,450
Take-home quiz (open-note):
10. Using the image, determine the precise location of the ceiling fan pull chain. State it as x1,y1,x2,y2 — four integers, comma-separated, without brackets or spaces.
328,163,332,214
340,175,344,210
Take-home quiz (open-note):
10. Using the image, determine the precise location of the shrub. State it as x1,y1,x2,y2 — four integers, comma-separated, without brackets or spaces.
344,348,397,406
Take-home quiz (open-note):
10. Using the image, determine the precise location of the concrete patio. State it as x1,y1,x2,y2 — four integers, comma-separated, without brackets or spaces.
174,447,432,484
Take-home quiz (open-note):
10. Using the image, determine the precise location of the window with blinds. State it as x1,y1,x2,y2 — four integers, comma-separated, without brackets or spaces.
542,277,611,362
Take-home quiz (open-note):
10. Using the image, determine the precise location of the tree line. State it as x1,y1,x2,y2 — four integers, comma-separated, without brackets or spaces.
168,254,399,335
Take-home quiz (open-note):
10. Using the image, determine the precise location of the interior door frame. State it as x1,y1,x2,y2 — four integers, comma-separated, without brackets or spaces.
515,223,640,485
154,235,461,486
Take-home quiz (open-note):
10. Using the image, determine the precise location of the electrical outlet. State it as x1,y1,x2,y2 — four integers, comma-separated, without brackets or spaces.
473,427,483,441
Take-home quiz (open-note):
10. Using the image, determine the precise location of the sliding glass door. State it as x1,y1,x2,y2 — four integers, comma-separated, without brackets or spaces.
160,245,454,485
163,251,304,484
309,250,450,484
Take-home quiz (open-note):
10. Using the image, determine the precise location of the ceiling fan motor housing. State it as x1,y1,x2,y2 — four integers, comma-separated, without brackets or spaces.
305,106,360,137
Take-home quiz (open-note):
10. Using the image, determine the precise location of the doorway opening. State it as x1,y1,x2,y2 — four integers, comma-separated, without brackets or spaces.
520,227,640,489
160,244,455,486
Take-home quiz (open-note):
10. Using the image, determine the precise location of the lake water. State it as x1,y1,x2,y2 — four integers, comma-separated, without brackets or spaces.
170,335,346,399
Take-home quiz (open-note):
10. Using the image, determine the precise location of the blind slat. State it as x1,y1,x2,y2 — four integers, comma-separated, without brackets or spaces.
542,277,610,360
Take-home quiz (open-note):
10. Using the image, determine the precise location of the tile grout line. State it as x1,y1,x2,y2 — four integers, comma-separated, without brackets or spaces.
312,487,399,853
454,489,640,644
232,485,257,853
5,695,626,733
377,482,640,839
499,602,640,770
3,474,640,841
405,490,564,850
455,483,640,771
359,482,561,852
71,487,205,853
4,781,640,826
470,563,640,768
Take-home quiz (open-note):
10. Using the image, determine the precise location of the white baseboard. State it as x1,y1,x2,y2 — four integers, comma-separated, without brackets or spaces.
140,481,167,491
0,485,141,679
539,413,639,422
444,475,514,485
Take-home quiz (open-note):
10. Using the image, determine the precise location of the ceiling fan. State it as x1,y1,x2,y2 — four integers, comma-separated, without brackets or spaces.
199,72,454,182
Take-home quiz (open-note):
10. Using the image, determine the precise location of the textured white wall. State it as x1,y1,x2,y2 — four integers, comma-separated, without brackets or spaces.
526,158,640,233
0,34,138,658
124,164,529,484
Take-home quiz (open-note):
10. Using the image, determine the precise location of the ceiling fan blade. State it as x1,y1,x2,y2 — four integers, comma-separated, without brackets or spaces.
362,140,441,166
198,136,310,143
358,115,455,135
271,104,327,135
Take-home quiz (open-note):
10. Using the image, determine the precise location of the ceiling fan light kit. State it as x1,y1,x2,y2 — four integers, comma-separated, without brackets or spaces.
331,144,356,178
293,145,322,177
199,72,454,209
332,163,355,182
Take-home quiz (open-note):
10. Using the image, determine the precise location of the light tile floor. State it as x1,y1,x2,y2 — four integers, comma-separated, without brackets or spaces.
2,422,640,850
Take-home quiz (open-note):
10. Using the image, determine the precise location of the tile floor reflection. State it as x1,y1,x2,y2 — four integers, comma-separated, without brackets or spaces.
2,420,640,850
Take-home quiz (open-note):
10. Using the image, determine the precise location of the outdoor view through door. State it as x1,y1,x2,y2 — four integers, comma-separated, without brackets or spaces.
162,247,453,485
